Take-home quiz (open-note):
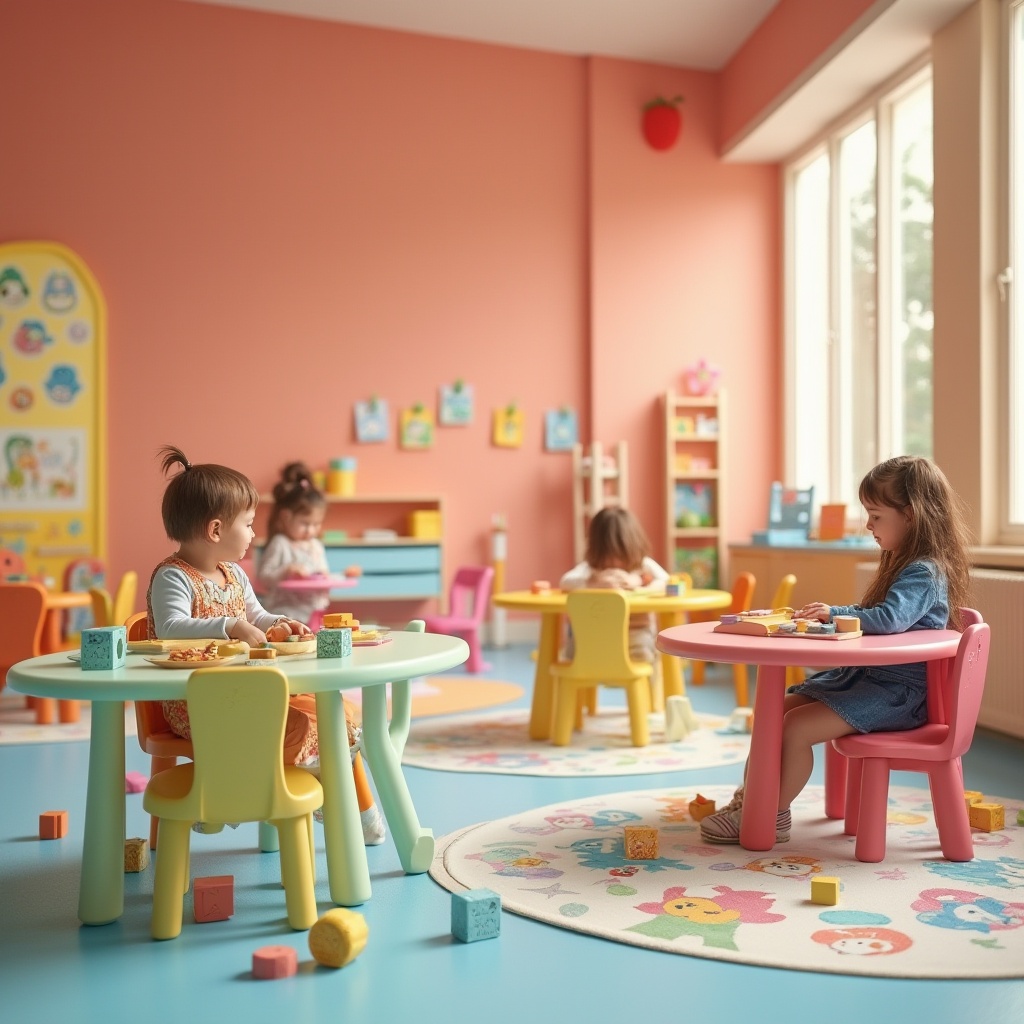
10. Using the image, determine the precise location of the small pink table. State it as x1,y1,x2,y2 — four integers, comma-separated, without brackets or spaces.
265,575,358,630
656,621,962,851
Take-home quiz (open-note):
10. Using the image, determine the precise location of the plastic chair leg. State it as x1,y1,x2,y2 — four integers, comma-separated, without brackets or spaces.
150,819,191,940
58,699,80,723
552,682,578,746
929,762,975,861
854,759,890,863
732,664,749,707
624,681,651,747
276,816,318,931
464,629,490,673
843,758,863,835
34,697,57,725
148,755,178,850
691,660,706,686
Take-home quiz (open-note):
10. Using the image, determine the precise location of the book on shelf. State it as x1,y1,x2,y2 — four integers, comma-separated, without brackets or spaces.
674,482,716,528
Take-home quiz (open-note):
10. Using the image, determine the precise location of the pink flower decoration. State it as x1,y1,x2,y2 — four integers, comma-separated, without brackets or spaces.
682,359,720,396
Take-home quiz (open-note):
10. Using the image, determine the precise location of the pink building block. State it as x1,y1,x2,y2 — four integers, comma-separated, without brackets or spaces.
252,945,298,980
194,875,234,923
125,771,148,793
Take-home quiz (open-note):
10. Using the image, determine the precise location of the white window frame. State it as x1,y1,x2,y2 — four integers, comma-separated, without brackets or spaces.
999,0,1024,542
783,59,933,518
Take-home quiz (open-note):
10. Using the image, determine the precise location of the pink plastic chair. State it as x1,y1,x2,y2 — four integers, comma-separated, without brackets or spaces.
831,620,991,863
422,566,494,673
822,607,984,820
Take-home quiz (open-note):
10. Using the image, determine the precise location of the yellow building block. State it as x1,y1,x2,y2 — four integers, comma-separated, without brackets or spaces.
408,510,442,539
624,826,659,860
811,876,840,905
968,803,1005,832
963,790,984,813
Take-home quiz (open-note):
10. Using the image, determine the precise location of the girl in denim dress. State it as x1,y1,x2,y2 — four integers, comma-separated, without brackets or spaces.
701,456,972,844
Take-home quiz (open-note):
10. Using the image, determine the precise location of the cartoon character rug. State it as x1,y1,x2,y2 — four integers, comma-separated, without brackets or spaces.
430,783,1024,978
402,708,750,776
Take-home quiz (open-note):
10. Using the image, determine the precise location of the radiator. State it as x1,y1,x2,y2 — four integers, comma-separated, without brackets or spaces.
855,563,1024,739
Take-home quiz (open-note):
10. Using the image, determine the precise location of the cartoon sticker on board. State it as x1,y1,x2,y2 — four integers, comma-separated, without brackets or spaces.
0,267,29,307
9,386,33,412
67,320,90,344
44,365,82,404
41,271,77,313
12,319,53,356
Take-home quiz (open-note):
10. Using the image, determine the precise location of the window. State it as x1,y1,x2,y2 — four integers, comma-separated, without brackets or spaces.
785,67,933,514
1003,0,1024,539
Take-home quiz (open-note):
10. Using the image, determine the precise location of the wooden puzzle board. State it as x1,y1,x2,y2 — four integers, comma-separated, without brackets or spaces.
772,629,863,641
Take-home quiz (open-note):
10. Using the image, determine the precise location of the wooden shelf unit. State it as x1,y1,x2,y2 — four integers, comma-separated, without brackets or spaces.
664,390,725,588
572,441,629,562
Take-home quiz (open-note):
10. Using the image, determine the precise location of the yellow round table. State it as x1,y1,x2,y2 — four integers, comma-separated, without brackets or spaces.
492,587,731,740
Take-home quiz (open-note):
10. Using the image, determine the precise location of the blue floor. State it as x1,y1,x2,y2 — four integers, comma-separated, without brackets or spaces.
3,644,1023,1024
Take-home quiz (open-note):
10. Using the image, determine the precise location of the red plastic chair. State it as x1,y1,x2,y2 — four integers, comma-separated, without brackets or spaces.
0,581,79,724
422,566,495,673
687,571,756,705
832,620,991,863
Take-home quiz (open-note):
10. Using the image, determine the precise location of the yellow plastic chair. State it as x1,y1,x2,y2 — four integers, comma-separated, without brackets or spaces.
550,590,652,747
767,574,806,688
142,666,323,940
688,571,756,706
88,571,138,628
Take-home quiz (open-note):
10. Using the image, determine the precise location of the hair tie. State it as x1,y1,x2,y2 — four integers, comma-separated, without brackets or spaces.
299,479,309,490
183,459,192,470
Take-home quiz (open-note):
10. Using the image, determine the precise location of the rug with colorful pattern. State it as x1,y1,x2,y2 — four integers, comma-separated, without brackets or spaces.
0,694,138,745
402,708,750,776
430,783,1024,978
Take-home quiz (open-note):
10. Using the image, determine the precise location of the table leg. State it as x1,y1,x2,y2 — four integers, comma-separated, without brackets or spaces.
314,689,371,906
739,664,786,851
361,684,434,875
528,612,561,740
656,612,685,704
388,680,412,756
79,701,126,925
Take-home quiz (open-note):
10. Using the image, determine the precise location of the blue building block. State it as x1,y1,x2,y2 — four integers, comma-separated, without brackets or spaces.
81,625,127,671
317,627,352,659
451,888,501,942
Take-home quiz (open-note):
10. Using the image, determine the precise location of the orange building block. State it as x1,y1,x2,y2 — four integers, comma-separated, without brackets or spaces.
688,794,717,821
194,875,234,923
624,826,659,860
252,945,298,980
323,612,359,629
530,580,551,594
39,810,68,839
968,803,1005,832
963,790,984,812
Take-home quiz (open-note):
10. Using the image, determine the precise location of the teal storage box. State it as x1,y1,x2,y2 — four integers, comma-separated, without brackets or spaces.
81,626,127,671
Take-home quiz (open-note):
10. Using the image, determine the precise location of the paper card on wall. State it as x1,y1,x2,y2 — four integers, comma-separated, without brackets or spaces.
0,428,87,510
439,382,474,426
354,399,390,443
493,407,523,448
544,409,577,451
400,407,434,450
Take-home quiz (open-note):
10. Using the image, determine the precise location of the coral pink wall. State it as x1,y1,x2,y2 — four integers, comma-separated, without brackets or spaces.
3,0,787,619
588,58,779,561
720,0,886,149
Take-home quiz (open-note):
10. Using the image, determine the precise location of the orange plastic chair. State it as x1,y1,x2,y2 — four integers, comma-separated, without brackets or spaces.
550,590,653,747
687,571,756,705
422,566,495,673
0,582,79,724
126,612,193,849
143,666,322,940
832,620,991,862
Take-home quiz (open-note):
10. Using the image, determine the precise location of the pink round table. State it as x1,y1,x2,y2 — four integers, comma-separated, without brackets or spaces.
269,575,358,630
656,621,962,851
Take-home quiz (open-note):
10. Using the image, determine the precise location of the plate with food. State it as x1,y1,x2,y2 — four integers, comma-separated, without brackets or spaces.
144,641,244,669
264,638,317,655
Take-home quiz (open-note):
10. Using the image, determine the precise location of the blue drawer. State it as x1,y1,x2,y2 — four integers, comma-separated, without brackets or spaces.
340,573,441,598
325,545,441,574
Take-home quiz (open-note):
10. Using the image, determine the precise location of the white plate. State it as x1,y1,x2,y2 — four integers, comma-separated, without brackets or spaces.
265,638,317,655
67,651,81,662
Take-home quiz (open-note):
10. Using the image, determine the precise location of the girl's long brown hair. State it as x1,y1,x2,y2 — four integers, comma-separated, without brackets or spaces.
585,507,652,572
858,456,972,630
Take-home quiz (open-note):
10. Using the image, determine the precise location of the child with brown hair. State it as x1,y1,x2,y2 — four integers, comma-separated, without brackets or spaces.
147,444,385,844
256,461,331,624
559,506,669,662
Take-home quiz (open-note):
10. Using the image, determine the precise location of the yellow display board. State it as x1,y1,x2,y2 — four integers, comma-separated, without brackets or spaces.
0,241,106,587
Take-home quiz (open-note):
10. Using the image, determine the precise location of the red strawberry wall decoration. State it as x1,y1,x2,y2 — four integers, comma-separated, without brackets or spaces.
642,95,684,151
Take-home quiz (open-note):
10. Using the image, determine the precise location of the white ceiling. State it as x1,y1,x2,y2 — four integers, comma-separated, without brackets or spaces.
184,0,978,161
184,0,783,70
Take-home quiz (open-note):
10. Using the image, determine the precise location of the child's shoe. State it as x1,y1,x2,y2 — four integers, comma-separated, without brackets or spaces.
699,788,791,844
360,805,386,846
190,822,240,834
